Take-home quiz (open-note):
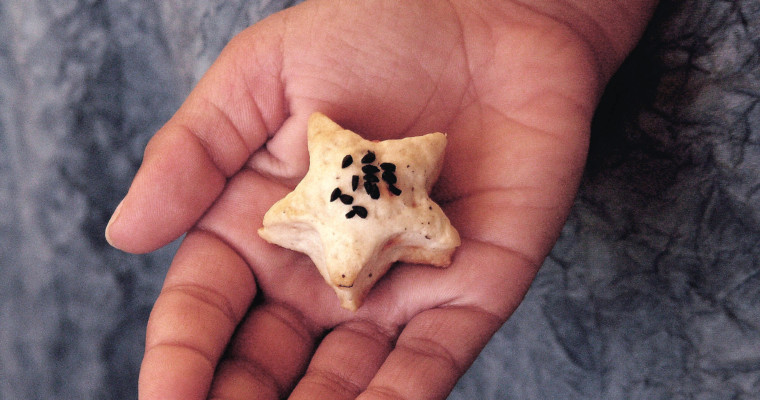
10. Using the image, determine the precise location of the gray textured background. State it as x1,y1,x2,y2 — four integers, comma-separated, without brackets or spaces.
1,1,759,399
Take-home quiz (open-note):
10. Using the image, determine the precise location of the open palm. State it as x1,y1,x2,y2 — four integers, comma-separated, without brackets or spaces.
106,1,655,399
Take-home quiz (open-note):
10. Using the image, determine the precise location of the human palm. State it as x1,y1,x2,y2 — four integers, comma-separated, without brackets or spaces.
106,1,655,399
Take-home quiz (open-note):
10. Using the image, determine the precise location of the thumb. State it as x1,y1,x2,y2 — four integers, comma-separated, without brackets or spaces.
105,22,287,253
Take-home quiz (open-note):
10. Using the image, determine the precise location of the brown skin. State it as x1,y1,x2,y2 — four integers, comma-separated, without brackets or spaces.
105,0,658,399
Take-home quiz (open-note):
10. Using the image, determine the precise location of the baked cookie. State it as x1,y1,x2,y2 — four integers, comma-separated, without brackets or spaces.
258,112,460,310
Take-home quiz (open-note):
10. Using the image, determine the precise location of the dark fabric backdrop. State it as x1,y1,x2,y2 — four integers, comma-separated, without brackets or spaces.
1,1,758,398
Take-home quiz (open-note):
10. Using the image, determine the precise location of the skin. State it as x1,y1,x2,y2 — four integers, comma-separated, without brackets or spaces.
105,0,658,399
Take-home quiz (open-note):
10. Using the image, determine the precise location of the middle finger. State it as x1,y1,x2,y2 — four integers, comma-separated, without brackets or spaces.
289,320,396,399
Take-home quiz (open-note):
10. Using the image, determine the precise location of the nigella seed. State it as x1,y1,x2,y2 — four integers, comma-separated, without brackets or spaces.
339,194,354,205
362,164,380,174
345,210,356,219
361,151,376,164
352,205,368,218
330,188,342,202
380,162,396,172
382,171,397,184
352,175,359,191
364,182,380,199
341,155,353,168
388,184,402,196
364,174,379,183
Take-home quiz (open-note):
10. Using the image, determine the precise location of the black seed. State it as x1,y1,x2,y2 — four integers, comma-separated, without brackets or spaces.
361,151,376,164
339,194,354,204
388,184,402,196
352,205,368,218
352,175,359,191
345,210,356,219
362,164,380,174
364,174,379,183
380,162,396,172
368,273,373,278
341,155,353,168
382,171,397,184
330,188,341,202
364,182,380,199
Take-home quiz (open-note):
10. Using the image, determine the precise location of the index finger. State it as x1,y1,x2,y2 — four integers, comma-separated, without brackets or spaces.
139,229,257,400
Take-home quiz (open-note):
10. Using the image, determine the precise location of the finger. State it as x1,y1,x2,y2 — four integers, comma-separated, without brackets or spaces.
106,21,287,254
289,321,395,400
208,303,318,400
358,306,503,400
139,230,257,400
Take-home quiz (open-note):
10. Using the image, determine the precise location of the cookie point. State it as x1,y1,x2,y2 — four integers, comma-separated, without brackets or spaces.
307,112,343,140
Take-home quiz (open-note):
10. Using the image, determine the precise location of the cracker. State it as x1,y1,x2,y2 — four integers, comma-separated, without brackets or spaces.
258,113,460,310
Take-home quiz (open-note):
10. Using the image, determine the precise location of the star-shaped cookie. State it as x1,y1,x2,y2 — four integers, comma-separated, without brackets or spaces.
258,112,460,310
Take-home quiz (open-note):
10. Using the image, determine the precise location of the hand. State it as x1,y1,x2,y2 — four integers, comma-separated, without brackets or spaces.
106,1,656,398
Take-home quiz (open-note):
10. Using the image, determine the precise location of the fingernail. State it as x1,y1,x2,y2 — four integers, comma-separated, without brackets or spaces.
105,200,124,246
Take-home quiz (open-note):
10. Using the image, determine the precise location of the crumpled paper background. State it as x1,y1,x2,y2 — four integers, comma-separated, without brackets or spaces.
1,1,758,398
